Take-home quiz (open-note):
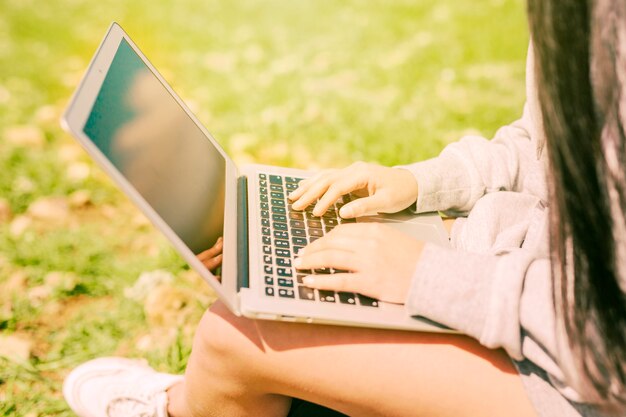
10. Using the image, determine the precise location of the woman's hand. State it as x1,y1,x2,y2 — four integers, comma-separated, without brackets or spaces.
293,223,424,304
288,162,419,218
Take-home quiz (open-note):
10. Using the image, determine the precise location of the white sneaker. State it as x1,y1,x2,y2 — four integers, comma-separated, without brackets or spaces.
63,357,183,417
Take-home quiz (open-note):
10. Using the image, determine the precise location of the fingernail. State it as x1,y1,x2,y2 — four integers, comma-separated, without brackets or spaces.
303,276,315,286
340,206,353,218
293,258,302,268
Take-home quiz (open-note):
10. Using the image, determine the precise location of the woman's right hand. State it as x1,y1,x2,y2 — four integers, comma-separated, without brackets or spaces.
288,161,419,218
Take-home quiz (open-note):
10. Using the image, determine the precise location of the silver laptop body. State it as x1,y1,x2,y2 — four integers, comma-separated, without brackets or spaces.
62,23,454,333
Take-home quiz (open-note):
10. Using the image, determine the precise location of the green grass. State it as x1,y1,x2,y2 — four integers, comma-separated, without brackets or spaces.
0,0,528,415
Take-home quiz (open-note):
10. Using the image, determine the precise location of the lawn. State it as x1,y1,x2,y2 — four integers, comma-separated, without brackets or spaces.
0,0,528,415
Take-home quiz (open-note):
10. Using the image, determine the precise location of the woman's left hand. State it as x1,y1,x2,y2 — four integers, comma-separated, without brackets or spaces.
294,223,424,304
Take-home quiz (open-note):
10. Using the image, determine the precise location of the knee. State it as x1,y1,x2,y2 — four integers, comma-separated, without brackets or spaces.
191,301,264,367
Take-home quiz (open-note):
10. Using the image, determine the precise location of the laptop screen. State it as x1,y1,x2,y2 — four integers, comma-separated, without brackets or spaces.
83,38,225,276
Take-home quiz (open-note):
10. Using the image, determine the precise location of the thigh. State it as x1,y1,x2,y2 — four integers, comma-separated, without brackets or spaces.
196,302,537,417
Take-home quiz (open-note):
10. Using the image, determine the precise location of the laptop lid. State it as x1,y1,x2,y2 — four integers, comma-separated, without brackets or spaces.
62,22,241,313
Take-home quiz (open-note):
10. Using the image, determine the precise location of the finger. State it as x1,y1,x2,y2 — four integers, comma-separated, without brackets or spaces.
339,193,389,218
197,238,224,260
312,176,368,216
288,170,335,202
301,273,360,293
202,253,223,270
300,234,359,256
294,248,359,271
290,175,336,210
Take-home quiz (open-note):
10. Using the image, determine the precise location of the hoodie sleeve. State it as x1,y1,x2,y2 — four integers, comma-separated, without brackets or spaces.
399,103,537,214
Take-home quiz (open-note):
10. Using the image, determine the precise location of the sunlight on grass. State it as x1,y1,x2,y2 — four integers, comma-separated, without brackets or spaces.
0,0,528,414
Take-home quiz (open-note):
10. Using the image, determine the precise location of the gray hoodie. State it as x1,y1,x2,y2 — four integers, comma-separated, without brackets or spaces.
402,43,591,410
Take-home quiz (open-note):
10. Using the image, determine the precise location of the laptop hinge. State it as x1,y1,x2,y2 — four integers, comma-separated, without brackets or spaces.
237,175,250,289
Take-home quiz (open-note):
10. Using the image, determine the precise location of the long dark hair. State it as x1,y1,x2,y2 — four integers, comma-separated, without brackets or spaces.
528,0,626,411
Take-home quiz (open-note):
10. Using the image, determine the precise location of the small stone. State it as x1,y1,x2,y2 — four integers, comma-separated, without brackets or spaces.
0,199,12,224
13,176,35,193
144,284,195,328
66,162,91,182
9,215,32,237
28,197,69,221
58,143,84,162
28,285,52,305
5,271,28,294
124,270,175,301
4,125,45,148
44,271,78,291
0,334,33,362
35,105,58,125
132,213,152,228
68,190,91,208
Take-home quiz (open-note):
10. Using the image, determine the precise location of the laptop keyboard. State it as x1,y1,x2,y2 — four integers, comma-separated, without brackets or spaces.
257,173,379,308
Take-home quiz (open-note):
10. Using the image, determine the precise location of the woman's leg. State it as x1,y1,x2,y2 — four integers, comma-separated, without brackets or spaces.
167,301,537,417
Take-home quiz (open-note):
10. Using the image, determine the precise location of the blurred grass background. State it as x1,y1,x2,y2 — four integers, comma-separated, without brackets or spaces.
0,0,528,415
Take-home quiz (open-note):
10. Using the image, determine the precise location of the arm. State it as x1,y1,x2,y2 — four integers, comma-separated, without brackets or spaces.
406,241,582,402
403,103,537,214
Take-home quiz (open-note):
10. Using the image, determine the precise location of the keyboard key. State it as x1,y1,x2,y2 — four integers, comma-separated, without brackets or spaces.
260,194,268,203
277,267,293,277
273,230,288,239
307,220,322,229
294,245,305,254
338,292,357,305
264,276,274,285
264,265,273,274
278,288,295,298
262,227,270,236
262,236,271,245
265,287,275,296
275,249,291,257
319,290,336,303
324,218,339,226
259,180,267,187
277,278,294,287
324,225,335,233
292,237,307,246
309,228,324,238
263,245,271,254
292,229,306,237
305,212,319,219
298,286,315,300
261,202,269,210
309,237,319,243
296,274,307,284
273,222,288,231
290,220,305,229
269,175,283,184
270,184,283,192
275,239,290,248
261,210,269,218
289,212,304,220
286,183,298,191
271,192,284,199
272,206,286,214
285,176,301,183
272,214,287,222
314,268,331,274
260,187,268,195
262,218,270,227
358,294,379,307
276,257,292,267
263,255,272,264
271,199,285,207
259,173,267,179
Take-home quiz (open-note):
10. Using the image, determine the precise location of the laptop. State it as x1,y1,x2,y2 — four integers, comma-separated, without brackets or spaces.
62,22,454,332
